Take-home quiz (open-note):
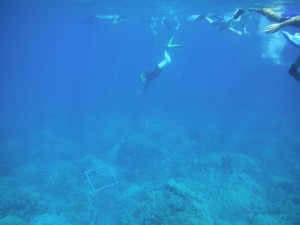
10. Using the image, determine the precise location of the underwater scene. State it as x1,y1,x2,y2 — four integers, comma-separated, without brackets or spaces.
1,0,300,224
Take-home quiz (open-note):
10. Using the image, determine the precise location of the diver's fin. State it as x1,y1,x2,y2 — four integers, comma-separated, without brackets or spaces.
168,36,175,45
282,31,300,48
188,14,204,22
165,36,182,49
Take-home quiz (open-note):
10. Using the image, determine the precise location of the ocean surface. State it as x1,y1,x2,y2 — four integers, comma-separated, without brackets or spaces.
1,0,300,224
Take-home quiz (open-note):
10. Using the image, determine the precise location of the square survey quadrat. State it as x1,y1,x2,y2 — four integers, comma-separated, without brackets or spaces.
85,165,118,191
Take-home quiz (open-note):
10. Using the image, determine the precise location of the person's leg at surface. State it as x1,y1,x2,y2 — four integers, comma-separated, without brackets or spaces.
234,8,284,22
249,8,284,22
140,51,171,92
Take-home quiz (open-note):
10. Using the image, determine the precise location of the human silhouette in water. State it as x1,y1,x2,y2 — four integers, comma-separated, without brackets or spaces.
85,15,127,25
140,37,181,92
233,7,300,33
140,51,171,92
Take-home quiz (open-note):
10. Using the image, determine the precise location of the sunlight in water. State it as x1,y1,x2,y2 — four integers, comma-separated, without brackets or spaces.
258,17,287,65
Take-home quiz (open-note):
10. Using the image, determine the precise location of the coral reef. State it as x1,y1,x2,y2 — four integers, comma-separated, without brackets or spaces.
120,178,213,225
0,216,25,225
0,178,41,220
0,115,299,225
28,213,72,225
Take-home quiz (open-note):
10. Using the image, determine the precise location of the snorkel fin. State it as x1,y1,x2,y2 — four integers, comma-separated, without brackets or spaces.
165,36,182,49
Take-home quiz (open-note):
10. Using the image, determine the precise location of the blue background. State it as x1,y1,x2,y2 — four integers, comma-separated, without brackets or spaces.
0,1,300,224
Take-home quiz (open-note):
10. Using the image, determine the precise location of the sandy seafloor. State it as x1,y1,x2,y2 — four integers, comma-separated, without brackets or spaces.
1,0,300,224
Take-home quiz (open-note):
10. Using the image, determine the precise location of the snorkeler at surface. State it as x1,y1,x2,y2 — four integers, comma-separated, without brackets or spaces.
188,14,231,30
188,13,249,35
162,16,180,30
85,15,127,25
233,7,300,33
140,37,181,92
233,6,300,82
150,16,180,37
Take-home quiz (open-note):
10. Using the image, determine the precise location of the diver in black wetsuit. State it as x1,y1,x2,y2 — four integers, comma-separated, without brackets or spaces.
140,51,171,92
140,36,181,92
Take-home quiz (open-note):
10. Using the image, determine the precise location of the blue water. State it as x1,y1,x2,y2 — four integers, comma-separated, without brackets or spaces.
0,1,300,225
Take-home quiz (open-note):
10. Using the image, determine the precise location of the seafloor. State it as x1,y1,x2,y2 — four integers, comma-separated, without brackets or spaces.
0,114,299,225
